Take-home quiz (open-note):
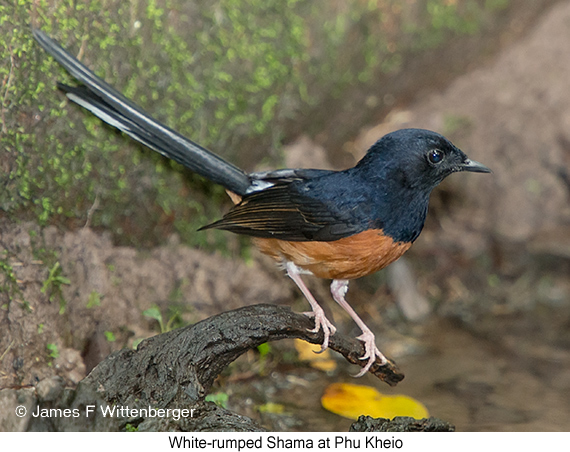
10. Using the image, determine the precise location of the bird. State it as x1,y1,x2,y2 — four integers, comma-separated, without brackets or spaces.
32,29,491,376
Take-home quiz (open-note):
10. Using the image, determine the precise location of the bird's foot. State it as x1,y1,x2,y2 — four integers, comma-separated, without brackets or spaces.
303,307,337,352
353,330,388,377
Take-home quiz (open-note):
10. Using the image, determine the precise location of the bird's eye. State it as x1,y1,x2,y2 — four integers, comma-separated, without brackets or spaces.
427,149,444,165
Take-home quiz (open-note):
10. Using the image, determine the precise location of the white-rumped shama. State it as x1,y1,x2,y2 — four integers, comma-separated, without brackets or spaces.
33,29,491,376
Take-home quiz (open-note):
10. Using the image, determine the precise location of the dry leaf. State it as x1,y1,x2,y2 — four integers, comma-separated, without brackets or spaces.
294,339,337,372
321,382,428,420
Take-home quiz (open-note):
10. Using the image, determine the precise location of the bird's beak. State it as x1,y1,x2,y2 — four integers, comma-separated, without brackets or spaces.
460,159,492,173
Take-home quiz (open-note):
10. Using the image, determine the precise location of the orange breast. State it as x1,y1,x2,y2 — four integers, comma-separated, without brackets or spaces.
252,229,412,280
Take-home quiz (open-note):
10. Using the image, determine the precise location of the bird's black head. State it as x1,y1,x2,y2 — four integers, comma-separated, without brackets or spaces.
349,128,490,243
356,128,491,192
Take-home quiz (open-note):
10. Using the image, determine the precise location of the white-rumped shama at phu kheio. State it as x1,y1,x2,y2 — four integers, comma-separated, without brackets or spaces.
33,29,491,376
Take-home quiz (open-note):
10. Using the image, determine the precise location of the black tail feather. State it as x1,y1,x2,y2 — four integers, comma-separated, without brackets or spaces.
32,28,252,196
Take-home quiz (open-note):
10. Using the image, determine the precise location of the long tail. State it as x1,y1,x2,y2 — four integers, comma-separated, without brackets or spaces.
32,29,252,196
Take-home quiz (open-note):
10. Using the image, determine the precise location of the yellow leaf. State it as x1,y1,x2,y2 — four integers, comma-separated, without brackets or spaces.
321,383,428,420
294,339,337,372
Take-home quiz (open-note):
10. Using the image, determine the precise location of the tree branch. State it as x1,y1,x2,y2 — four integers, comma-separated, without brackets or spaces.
93,304,404,409
31,304,404,431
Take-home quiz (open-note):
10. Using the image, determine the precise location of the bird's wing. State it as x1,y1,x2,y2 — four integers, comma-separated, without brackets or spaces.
200,176,363,241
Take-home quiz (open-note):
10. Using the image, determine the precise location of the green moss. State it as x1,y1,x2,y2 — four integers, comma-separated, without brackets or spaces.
404,0,499,50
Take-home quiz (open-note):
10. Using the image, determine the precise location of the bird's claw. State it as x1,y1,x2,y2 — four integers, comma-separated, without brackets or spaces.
303,309,337,352
353,330,387,377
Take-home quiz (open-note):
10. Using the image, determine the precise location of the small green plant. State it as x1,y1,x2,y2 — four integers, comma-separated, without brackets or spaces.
86,291,102,308
0,260,17,286
255,342,273,374
46,343,59,360
41,262,71,314
142,305,182,333
131,338,144,350
142,306,165,332
257,342,271,357
0,260,26,306
104,331,116,342
205,392,229,409
20,300,33,313
125,423,139,432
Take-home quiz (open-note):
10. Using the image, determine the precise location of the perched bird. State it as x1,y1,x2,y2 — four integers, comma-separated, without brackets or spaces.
33,29,491,376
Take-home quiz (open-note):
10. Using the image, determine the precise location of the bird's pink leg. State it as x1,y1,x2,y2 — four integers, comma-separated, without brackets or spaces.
286,262,337,351
330,279,387,376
